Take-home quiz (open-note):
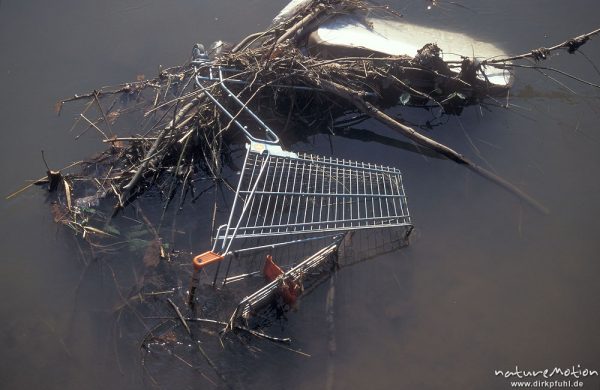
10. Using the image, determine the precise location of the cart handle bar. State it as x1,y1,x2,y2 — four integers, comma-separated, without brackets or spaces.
192,251,225,271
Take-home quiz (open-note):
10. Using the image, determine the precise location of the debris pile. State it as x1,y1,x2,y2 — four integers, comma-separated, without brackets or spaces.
37,1,598,236
40,0,525,237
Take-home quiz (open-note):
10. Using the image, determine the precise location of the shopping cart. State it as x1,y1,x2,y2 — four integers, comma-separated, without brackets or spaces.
187,65,413,327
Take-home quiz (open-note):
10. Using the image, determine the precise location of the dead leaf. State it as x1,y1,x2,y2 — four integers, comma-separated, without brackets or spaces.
63,179,72,210
136,74,145,82
106,110,121,125
54,101,63,115
50,202,69,224
108,135,124,148
83,226,114,236
143,238,161,268
154,330,177,343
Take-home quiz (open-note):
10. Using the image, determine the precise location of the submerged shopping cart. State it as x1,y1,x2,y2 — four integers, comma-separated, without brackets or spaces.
187,64,413,327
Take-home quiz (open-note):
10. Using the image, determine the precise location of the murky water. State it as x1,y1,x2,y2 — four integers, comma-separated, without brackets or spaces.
1,1,600,389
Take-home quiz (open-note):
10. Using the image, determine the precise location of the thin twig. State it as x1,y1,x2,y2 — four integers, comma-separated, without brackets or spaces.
79,113,109,140
483,27,600,64
93,91,114,137
166,298,191,335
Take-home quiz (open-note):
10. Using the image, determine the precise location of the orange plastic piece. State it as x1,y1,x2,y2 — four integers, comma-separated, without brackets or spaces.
192,251,225,270
262,255,302,306
263,254,284,282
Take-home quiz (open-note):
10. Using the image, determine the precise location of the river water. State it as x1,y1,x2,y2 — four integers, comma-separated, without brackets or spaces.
1,1,599,389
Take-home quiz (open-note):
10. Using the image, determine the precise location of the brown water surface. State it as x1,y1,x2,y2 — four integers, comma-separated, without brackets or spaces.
1,1,600,389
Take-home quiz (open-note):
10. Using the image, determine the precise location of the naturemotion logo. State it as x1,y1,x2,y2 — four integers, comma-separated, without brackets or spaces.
494,365,598,389
495,365,598,380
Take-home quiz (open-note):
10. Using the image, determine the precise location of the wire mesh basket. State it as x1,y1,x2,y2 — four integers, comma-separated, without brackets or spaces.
214,142,411,254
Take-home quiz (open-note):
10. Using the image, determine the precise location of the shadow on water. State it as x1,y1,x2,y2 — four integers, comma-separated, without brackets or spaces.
1,1,600,389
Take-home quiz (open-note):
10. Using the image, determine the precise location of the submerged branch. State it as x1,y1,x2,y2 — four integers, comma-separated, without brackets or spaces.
317,78,549,214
